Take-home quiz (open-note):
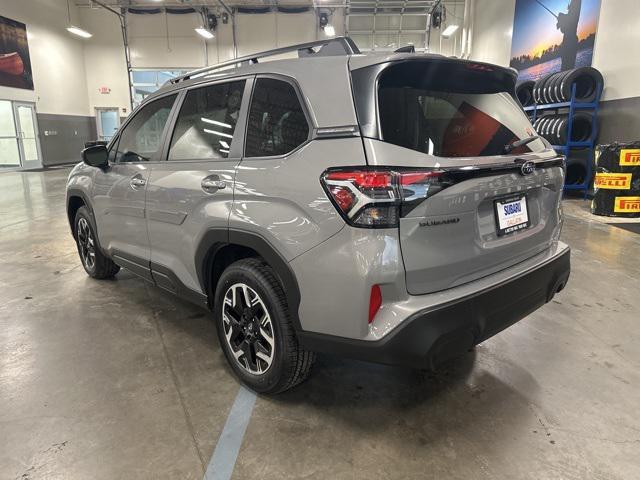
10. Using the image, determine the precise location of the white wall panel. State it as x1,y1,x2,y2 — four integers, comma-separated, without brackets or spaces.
0,0,90,115
79,8,130,115
591,0,640,101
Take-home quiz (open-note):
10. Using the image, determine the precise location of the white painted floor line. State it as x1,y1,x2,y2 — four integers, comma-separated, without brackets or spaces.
204,385,258,480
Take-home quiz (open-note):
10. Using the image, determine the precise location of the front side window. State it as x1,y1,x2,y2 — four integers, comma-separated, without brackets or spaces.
376,61,546,157
168,80,245,161
115,94,176,163
245,78,309,157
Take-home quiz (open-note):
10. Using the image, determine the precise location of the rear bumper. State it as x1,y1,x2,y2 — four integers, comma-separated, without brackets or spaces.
298,244,570,369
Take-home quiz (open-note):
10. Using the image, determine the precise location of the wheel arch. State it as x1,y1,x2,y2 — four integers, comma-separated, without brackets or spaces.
196,229,302,331
66,189,92,238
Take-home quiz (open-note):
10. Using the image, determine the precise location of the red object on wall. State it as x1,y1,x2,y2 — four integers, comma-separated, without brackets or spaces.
0,52,24,76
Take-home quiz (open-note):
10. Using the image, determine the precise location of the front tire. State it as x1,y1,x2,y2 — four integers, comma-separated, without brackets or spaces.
74,206,120,279
214,258,315,394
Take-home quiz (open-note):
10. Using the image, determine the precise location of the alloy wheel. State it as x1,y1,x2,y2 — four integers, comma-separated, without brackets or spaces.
222,283,275,375
77,217,96,271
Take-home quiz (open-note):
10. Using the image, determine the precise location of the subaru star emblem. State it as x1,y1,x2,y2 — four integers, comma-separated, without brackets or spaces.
521,161,535,176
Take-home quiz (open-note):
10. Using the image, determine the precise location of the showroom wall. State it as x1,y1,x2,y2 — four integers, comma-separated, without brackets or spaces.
470,0,640,143
0,1,344,166
0,0,94,167
78,6,343,126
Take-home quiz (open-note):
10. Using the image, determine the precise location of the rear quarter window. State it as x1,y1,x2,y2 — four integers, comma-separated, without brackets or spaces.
245,78,309,157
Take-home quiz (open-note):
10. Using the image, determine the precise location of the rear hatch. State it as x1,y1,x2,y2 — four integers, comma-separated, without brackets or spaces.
350,57,564,295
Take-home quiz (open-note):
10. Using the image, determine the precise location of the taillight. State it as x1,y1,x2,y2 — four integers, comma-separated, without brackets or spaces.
321,167,448,227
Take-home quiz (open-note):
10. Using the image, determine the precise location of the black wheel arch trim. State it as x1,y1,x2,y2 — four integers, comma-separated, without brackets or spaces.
195,228,303,331
66,188,110,257
66,188,94,234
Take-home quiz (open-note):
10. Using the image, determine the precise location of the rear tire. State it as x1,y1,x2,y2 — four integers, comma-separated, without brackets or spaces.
74,206,120,279
214,258,315,394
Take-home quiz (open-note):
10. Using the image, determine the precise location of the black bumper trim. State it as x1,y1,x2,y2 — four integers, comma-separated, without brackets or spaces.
298,247,570,369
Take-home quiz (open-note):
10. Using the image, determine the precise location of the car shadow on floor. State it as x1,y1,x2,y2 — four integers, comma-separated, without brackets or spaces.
114,269,537,442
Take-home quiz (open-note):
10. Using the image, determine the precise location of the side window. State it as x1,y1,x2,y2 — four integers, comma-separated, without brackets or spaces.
245,78,309,157
168,80,245,161
107,136,118,163
115,94,176,163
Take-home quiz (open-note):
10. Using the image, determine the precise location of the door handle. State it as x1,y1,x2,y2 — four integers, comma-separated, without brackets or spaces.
201,176,226,193
130,176,146,189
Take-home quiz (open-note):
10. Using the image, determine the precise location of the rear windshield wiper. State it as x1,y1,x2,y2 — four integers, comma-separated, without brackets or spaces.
503,135,540,154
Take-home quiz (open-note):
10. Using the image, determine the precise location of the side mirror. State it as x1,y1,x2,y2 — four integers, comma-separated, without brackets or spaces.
82,144,109,168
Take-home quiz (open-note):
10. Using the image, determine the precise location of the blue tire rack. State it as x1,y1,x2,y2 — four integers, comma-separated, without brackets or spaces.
524,81,603,198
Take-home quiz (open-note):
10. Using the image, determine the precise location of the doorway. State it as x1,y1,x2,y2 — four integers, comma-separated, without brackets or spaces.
95,108,120,142
0,100,42,170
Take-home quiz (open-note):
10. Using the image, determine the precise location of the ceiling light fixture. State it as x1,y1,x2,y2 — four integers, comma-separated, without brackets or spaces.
441,24,459,38
65,0,92,38
324,24,336,37
195,27,214,39
67,25,92,38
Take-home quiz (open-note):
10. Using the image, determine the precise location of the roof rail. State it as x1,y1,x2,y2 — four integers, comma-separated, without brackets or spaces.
170,36,361,85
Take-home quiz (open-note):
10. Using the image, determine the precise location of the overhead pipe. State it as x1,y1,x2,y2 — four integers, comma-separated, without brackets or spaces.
216,0,238,59
90,0,135,111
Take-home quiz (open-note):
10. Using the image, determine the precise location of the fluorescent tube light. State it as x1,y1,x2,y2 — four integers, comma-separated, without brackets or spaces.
195,27,214,39
324,25,336,37
67,26,92,38
201,117,232,129
204,128,233,139
441,25,459,38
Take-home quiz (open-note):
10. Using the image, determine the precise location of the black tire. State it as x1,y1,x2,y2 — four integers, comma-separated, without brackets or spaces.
533,76,545,104
548,116,563,144
559,67,603,103
516,80,535,107
214,258,315,394
565,152,591,186
538,116,553,141
533,117,543,131
546,72,560,103
541,115,556,140
74,206,120,279
558,112,593,144
542,72,559,104
552,70,572,102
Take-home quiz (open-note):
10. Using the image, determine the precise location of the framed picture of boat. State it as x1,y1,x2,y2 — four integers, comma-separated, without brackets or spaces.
0,15,34,90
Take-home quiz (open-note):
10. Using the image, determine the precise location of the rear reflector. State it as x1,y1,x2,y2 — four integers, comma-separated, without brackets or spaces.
368,284,382,323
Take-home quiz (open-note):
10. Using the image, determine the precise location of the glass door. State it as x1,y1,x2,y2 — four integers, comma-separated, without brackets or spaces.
14,103,42,169
96,108,120,142
0,100,21,169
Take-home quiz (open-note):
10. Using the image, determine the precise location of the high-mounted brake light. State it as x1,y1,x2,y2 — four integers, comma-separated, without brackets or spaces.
321,167,449,228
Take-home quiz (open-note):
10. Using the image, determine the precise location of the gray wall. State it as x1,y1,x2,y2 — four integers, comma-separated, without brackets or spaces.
37,114,96,166
597,96,640,145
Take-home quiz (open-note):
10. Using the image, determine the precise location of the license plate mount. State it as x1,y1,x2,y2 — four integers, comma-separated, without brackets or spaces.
494,195,530,236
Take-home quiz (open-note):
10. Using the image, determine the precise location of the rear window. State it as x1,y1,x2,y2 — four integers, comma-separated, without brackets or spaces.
377,61,545,157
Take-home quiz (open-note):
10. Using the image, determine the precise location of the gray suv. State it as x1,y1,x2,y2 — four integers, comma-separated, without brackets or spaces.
67,37,570,394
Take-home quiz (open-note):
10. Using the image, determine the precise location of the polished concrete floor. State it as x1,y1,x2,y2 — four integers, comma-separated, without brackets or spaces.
1,168,639,480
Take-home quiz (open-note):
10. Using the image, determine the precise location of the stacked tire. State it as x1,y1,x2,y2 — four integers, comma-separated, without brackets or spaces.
565,148,592,188
592,142,640,217
516,80,535,107
532,112,593,146
532,67,603,105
